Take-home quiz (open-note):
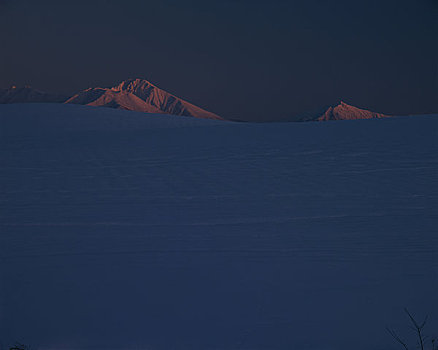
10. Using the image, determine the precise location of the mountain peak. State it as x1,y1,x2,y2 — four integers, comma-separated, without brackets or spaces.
318,101,388,121
112,78,156,91
286,100,390,122
66,78,222,120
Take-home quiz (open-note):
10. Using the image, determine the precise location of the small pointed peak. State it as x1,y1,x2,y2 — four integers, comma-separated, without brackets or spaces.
335,101,355,109
121,78,153,85
112,78,156,92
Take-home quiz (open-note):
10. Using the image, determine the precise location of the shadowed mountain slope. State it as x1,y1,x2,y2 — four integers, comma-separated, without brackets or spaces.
0,86,67,103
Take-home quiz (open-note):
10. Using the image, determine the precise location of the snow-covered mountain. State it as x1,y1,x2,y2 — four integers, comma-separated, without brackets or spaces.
289,101,389,122
0,85,67,104
64,87,163,114
66,78,222,120
316,101,388,121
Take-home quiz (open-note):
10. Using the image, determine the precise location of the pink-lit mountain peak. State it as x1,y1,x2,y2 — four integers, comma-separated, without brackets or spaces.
66,78,222,120
317,101,388,121
112,78,156,90
110,78,169,109
65,87,162,114
110,78,221,119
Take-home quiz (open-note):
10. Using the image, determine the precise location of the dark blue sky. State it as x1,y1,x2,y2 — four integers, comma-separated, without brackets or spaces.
0,0,436,121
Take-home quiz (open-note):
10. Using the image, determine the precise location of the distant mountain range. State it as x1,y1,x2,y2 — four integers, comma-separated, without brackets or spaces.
0,86,67,104
1,79,393,122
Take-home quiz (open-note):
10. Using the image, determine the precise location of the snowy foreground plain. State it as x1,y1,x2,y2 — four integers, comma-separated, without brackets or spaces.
0,104,437,350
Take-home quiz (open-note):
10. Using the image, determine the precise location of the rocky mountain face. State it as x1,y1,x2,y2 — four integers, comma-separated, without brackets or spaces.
65,87,163,114
316,101,388,121
289,101,389,122
66,79,222,120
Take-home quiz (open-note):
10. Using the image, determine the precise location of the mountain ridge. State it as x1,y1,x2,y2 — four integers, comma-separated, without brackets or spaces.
66,78,223,120
65,87,164,114
0,81,400,122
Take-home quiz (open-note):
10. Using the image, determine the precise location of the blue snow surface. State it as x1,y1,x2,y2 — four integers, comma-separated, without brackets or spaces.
0,104,437,350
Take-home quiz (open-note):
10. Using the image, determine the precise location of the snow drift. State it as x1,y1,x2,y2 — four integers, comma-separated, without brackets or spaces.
0,104,436,350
